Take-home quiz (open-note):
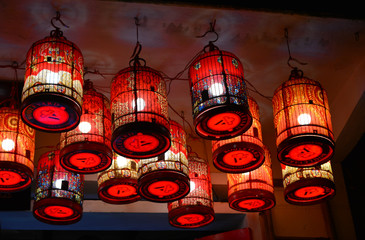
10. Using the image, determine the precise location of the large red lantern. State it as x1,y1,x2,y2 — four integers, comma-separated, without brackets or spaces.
189,47,252,140
21,26,84,132
0,107,35,192
111,59,170,159
168,156,214,228
212,96,265,173
138,120,189,202
33,150,84,224
227,147,275,212
59,80,112,174
97,153,140,204
282,161,335,205
272,68,334,167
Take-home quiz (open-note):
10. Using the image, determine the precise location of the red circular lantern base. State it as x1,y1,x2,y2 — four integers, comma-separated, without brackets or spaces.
284,178,336,205
112,122,171,159
195,104,252,140
278,135,334,167
60,142,112,174
21,93,81,132
168,205,215,228
98,178,140,204
213,142,265,173
138,170,189,202
33,198,82,225
228,189,275,212
0,162,33,192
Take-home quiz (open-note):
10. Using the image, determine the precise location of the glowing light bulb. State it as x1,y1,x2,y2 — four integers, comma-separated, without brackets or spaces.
190,181,196,192
132,98,146,111
54,179,63,189
210,82,224,96
116,155,128,168
298,113,311,125
46,71,60,84
2,138,15,151
79,121,91,133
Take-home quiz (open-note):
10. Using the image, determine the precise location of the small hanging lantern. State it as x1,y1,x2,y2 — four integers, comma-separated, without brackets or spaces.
168,156,214,228
282,161,336,205
33,150,84,224
97,152,140,204
21,12,84,132
111,42,170,159
212,96,265,173
59,80,112,174
227,147,275,212
0,107,35,192
272,68,334,167
138,120,189,202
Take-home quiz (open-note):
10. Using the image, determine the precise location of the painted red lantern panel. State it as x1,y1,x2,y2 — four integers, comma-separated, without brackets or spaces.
282,161,335,205
227,147,275,212
33,150,84,225
98,152,140,204
272,69,334,167
21,33,84,132
60,81,112,174
189,49,252,140
138,120,189,202
0,107,35,192
111,65,170,159
168,156,214,228
212,96,265,173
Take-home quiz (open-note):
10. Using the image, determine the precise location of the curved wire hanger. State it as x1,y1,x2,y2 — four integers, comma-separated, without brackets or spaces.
50,11,69,37
285,28,307,71
130,16,146,66
196,19,220,51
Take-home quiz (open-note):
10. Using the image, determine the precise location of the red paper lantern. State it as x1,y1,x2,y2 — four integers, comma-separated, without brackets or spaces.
212,96,265,172
138,120,189,202
189,48,252,140
60,80,112,174
282,161,335,205
21,29,84,132
168,156,214,228
227,147,275,212
0,107,35,192
97,153,140,204
111,62,170,159
33,150,84,224
272,68,334,167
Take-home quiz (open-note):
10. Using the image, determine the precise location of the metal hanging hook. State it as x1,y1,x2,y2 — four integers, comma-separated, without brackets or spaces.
284,28,307,70
196,19,219,43
129,16,146,66
50,11,69,37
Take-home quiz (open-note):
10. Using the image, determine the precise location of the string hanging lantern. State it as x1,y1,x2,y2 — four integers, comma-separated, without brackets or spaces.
227,147,275,212
212,96,265,173
59,80,112,174
21,11,84,132
97,152,140,204
111,18,170,159
138,120,189,202
33,150,84,224
168,155,214,228
188,21,252,140
282,161,336,205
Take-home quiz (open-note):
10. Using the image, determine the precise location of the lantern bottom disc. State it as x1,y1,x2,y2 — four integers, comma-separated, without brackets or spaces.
98,178,140,204
277,134,335,167
60,142,112,174
228,189,276,212
169,205,215,228
33,198,82,225
138,170,190,202
112,121,171,159
0,162,33,192
21,93,81,132
213,142,265,173
195,104,252,140
284,177,336,206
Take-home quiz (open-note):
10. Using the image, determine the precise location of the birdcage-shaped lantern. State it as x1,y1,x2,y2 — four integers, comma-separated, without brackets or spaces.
60,80,112,174
212,96,265,173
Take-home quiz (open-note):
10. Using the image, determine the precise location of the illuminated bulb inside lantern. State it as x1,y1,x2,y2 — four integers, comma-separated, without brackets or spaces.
210,82,224,96
132,98,146,111
2,138,15,151
46,71,60,84
54,179,64,189
190,181,196,192
297,113,311,125
79,121,91,133
116,155,128,168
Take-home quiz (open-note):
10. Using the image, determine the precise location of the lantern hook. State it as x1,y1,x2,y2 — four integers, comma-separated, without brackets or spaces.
129,41,146,66
285,28,307,70
50,11,69,37
197,20,220,51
